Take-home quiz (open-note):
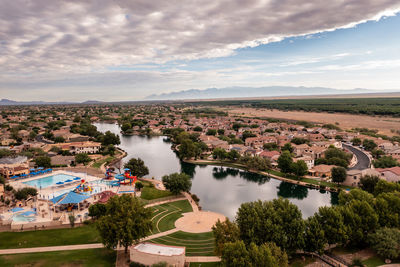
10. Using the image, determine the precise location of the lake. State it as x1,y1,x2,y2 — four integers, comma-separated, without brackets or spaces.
95,122,337,219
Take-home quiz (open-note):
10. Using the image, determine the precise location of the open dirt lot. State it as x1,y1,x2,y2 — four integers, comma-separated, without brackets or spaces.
226,108,400,136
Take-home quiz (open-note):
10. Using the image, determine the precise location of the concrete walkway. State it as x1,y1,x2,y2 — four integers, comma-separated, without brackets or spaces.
186,256,221,262
0,243,104,255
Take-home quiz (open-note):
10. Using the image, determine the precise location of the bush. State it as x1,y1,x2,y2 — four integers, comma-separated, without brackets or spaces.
14,187,37,200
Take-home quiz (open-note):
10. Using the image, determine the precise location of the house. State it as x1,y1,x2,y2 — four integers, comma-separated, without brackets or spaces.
293,144,309,157
344,169,381,187
304,146,326,160
0,156,30,178
51,141,102,154
375,167,400,183
309,164,335,178
50,155,75,166
294,156,314,170
308,133,325,142
259,150,280,162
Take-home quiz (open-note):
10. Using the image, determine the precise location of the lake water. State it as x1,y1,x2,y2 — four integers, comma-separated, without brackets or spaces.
94,123,337,219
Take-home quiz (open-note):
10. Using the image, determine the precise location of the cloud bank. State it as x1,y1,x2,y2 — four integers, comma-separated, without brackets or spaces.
1,0,400,99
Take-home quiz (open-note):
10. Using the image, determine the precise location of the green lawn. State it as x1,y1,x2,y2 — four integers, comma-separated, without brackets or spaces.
150,200,193,234
0,248,115,267
0,224,101,249
362,256,400,267
92,156,115,169
149,231,216,256
141,186,174,200
189,262,221,267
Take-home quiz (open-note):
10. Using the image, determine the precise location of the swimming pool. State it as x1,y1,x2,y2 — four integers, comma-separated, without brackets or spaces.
23,174,78,189
12,211,37,222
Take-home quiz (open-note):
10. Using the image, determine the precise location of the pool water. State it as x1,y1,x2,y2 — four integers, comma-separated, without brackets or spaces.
12,212,36,222
23,174,78,189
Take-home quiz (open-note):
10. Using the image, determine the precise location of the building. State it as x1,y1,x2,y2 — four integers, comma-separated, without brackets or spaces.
309,164,335,178
294,156,314,170
51,141,101,154
375,167,400,183
344,169,381,187
0,156,30,179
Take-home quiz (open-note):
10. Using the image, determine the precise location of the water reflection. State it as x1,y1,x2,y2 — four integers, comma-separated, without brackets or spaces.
94,122,337,219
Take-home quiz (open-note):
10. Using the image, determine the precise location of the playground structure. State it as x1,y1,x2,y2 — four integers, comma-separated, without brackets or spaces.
74,179,92,194
105,168,114,180
111,168,137,187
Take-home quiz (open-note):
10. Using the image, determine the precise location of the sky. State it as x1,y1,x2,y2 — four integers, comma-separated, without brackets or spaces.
1,0,400,101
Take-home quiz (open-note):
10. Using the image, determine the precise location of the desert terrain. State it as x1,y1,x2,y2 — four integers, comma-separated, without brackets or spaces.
226,108,400,136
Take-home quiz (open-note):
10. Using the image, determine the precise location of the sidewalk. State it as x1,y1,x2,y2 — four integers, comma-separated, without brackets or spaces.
0,243,104,255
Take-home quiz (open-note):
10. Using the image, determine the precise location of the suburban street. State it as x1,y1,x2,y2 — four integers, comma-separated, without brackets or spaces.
343,144,371,170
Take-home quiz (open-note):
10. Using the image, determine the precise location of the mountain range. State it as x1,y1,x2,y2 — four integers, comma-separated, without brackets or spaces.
0,99,103,106
145,86,387,100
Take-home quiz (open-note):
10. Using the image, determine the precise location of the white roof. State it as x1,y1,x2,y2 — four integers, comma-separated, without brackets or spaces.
134,243,184,256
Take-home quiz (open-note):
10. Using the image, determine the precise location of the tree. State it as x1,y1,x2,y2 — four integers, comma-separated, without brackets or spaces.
281,143,293,153
135,182,144,191
213,148,227,161
331,167,346,184
242,131,256,140
212,218,240,255
338,189,374,206
217,129,225,135
291,160,308,177
351,138,362,146
227,149,240,161
340,200,378,246
100,131,121,146
236,198,305,254
374,180,400,196
375,192,400,228
88,203,107,220
124,158,149,177
291,138,308,145
34,156,51,168
178,139,196,159
14,187,37,200
121,123,132,132
368,228,400,260
371,148,385,159
315,206,348,246
206,129,217,136
304,215,326,254
162,172,192,195
96,194,152,253
75,153,92,165
54,136,65,143
221,241,288,267
359,175,380,194
362,139,377,151
373,156,398,168
277,151,293,174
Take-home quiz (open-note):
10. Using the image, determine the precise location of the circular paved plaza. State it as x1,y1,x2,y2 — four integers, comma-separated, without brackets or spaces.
175,211,226,233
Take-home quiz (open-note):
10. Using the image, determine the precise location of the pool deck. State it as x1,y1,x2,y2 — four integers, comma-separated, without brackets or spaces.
4,170,122,229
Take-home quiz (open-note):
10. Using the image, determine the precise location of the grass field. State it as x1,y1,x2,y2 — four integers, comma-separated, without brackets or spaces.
0,248,115,267
141,186,174,200
0,224,100,249
92,156,115,169
150,199,192,234
149,231,216,256
362,256,400,267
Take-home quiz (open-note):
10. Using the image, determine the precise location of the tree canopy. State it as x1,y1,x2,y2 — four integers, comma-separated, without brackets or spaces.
162,172,192,195
96,194,152,253
124,158,149,178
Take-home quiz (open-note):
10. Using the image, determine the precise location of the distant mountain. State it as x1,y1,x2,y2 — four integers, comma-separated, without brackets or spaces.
145,86,378,100
0,99,102,106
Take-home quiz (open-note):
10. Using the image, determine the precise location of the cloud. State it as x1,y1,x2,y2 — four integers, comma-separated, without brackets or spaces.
1,0,400,75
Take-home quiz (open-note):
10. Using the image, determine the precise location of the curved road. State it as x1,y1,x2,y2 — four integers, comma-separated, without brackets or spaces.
343,144,371,170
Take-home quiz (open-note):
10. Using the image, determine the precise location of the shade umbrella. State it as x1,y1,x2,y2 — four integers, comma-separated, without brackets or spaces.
64,179,73,183
56,181,64,185
73,177,81,180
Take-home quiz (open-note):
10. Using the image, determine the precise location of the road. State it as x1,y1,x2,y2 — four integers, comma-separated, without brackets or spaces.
343,144,371,170
35,134,54,144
